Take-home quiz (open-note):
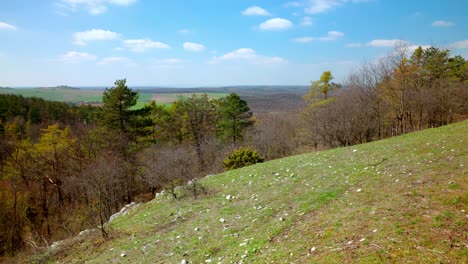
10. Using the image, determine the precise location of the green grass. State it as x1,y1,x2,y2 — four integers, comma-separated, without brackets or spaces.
39,121,468,263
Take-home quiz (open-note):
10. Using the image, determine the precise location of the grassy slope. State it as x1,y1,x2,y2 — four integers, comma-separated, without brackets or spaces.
48,122,467,263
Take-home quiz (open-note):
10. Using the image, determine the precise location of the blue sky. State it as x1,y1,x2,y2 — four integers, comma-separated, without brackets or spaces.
1,0,467,87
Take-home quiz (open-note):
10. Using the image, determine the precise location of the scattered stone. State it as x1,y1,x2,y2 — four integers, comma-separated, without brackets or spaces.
395,179,400,183
121,252,127,257
353,149,357,153
356,188,362,192
359,238,366,242
373,229,378,233
274,172,280,176
195,227,200,231
309,247,316,253
347,240,353,245
449,181,455,185
205,259,212,263
239,243,247,247
219,218,225,223
279,217,285,221
181,259,188,264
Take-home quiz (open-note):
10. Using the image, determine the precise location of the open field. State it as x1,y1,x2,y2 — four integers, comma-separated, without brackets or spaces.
34,121,467,263
0,86,308,112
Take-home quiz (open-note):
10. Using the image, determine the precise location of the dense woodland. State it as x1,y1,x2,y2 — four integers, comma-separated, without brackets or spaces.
0,45,467,257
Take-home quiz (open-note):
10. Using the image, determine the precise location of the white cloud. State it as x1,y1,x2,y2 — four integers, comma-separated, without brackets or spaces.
73,29,119,45
367,39,407,47
97,56,132,65
301,16,313,26
0,22,17,31
293,31,344,42
211,48,285,64
242,6,271,16
305,0,342,14
346,42,362,47
449,39,468,49
304,0,369,14
183,42,205,52
259,18,293,31
61,51,97,63
59,0,137,15
432,20,455,27
123,39,170,52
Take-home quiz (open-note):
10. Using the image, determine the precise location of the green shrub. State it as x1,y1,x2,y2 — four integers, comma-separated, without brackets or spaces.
222,147,264,170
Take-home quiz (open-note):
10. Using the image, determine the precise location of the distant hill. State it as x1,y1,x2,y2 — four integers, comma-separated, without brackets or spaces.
39,121,467,263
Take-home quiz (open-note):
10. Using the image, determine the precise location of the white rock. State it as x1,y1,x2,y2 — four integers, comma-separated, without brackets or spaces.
359,238,366,242
373,229,377,233
353,149,357,153
356,189,362,192
310,247,316,252
181,260,188,264
195,227,200,231
239,243,247,247
121,253,127,257
347,240,353,245
219,218,225,223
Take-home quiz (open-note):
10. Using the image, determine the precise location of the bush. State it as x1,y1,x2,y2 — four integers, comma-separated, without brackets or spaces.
222,147,264,171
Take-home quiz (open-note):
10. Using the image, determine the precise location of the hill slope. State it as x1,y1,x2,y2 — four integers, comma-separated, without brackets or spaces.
43,122,467,263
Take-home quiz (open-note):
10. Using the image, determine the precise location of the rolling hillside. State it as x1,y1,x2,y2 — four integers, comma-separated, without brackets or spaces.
37,121,467,263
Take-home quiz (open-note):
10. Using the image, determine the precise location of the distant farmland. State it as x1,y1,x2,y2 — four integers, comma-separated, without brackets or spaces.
0,87,228,108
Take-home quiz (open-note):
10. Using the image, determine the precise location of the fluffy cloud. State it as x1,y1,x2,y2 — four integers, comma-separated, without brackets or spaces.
242,6,271,16
59,0,137,15
73,29,119,45
0,22,17,31
366,39,407,47
432,20,455,27
153,58,185,64
449,39,468,49
211,48,285,64
183,42,205,52
294,31,344,42
61,51,97,63
123,39,170,52
259,18,293,31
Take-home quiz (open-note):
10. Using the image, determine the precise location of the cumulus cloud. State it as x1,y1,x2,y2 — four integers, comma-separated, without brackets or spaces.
58,0,137,15
432,20,455,27
73,29,119,45
61,51,97,63
242,6,271,16
284,1,301,7
183,42,205,52
366,39,407,47
0,22,17,31
259,18,293,31
123,39,170,52
449,39,468,49
293,31,344,42
210,48,285,64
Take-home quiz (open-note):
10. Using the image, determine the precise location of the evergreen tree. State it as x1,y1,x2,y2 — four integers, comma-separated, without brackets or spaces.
216,93,253,144
101,79,138,133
